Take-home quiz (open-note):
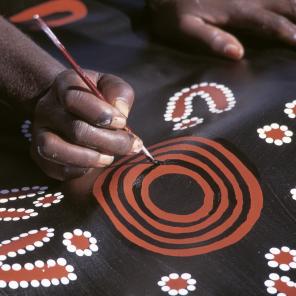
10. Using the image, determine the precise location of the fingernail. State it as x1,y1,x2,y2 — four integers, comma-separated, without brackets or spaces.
224,44,243,60
111,116,126,129
131,137,143,154
97,118,112,127
114,98,129,118
98,154,114,167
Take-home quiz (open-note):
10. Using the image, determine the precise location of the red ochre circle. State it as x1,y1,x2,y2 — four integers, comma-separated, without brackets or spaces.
93,136,263,257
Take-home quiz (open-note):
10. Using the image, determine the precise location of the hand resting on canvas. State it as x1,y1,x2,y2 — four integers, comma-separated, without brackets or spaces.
148,0,296,60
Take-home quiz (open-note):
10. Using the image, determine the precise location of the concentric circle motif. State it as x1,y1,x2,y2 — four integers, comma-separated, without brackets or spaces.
93,136,263,257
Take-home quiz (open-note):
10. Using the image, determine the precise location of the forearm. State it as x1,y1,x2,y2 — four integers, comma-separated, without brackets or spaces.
0,17,65,112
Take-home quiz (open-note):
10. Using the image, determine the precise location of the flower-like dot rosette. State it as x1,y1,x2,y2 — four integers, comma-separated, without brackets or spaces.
33,192,64,208
265,273,296,295
290,188,296,201
257,123,293,146
284,100,296,119
158,273,196,295
265,246,296,271
0,258,76,289
63,229,98,256
21,120,32,142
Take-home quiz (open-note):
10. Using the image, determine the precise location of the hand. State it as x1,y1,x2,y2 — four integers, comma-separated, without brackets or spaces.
31,69,143,181
148,0,296,59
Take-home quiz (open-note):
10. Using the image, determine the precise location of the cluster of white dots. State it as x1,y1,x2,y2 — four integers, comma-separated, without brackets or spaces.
265,273,296,295
63,229,98,256
0,208,38,221
33,192,64,208
284,100,296,119
21,120,32,142
158,273,196,296
265,246,296,271
164,82,236,131
0,258,76,289
0,227,54,261
257,124,293,146
0,186,48,204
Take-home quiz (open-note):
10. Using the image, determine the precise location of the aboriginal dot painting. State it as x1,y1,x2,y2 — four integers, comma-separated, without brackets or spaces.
93,136,263,257
2,0,296,295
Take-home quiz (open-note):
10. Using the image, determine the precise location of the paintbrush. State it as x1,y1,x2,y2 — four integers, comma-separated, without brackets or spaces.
33,14,156,163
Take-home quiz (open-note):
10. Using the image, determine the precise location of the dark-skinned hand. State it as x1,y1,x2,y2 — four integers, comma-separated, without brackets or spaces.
148,0,296,59
31,69,143,181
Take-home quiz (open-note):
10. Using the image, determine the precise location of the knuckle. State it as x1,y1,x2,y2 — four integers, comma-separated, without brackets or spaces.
71,120,91,143
63,90,83,112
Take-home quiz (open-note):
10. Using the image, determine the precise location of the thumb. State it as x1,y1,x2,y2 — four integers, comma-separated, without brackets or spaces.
178,14,244,60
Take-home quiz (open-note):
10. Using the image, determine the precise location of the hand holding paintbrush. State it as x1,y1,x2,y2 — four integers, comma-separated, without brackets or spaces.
33,15,155,163
27,16,155,181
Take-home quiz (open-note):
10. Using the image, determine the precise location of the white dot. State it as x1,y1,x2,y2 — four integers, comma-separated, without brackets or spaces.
281,246,290,252
187,279,196,285
268,261,278,268
31,280,40,288
8,281,19,289
26,245,35,251
161,286,170,292
187,285,196,291
84,249,92,256
89,237,97,244
63,232,73,239
157,281,165,287
76,249,84,256
12,263,21,271
73,229,83,236
169,273,179,279
61,277,69,285
51,278,59,286
57,258,67,266
34,241,43,248
25,263,34,270
67,245,76,253
17,249,26,255
2,264,10,271
265,254,274,260
264,280,275,287
161,276,169,282
68,273,77,281
90,244,98,252
20,281,29,288
35,260,44,268
270,248,280,255
179,289,188,295
281,276,290,283
168,289,178,296
0,280,6,288
41,279,51,287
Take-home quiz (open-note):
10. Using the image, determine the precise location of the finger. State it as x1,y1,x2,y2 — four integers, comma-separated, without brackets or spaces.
178,14,244,60
240,9,296,46
266,1,296,22
31,146,89,181
56,70,127,129
35,129,114,168
46,109,143,155
97,73,135,117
